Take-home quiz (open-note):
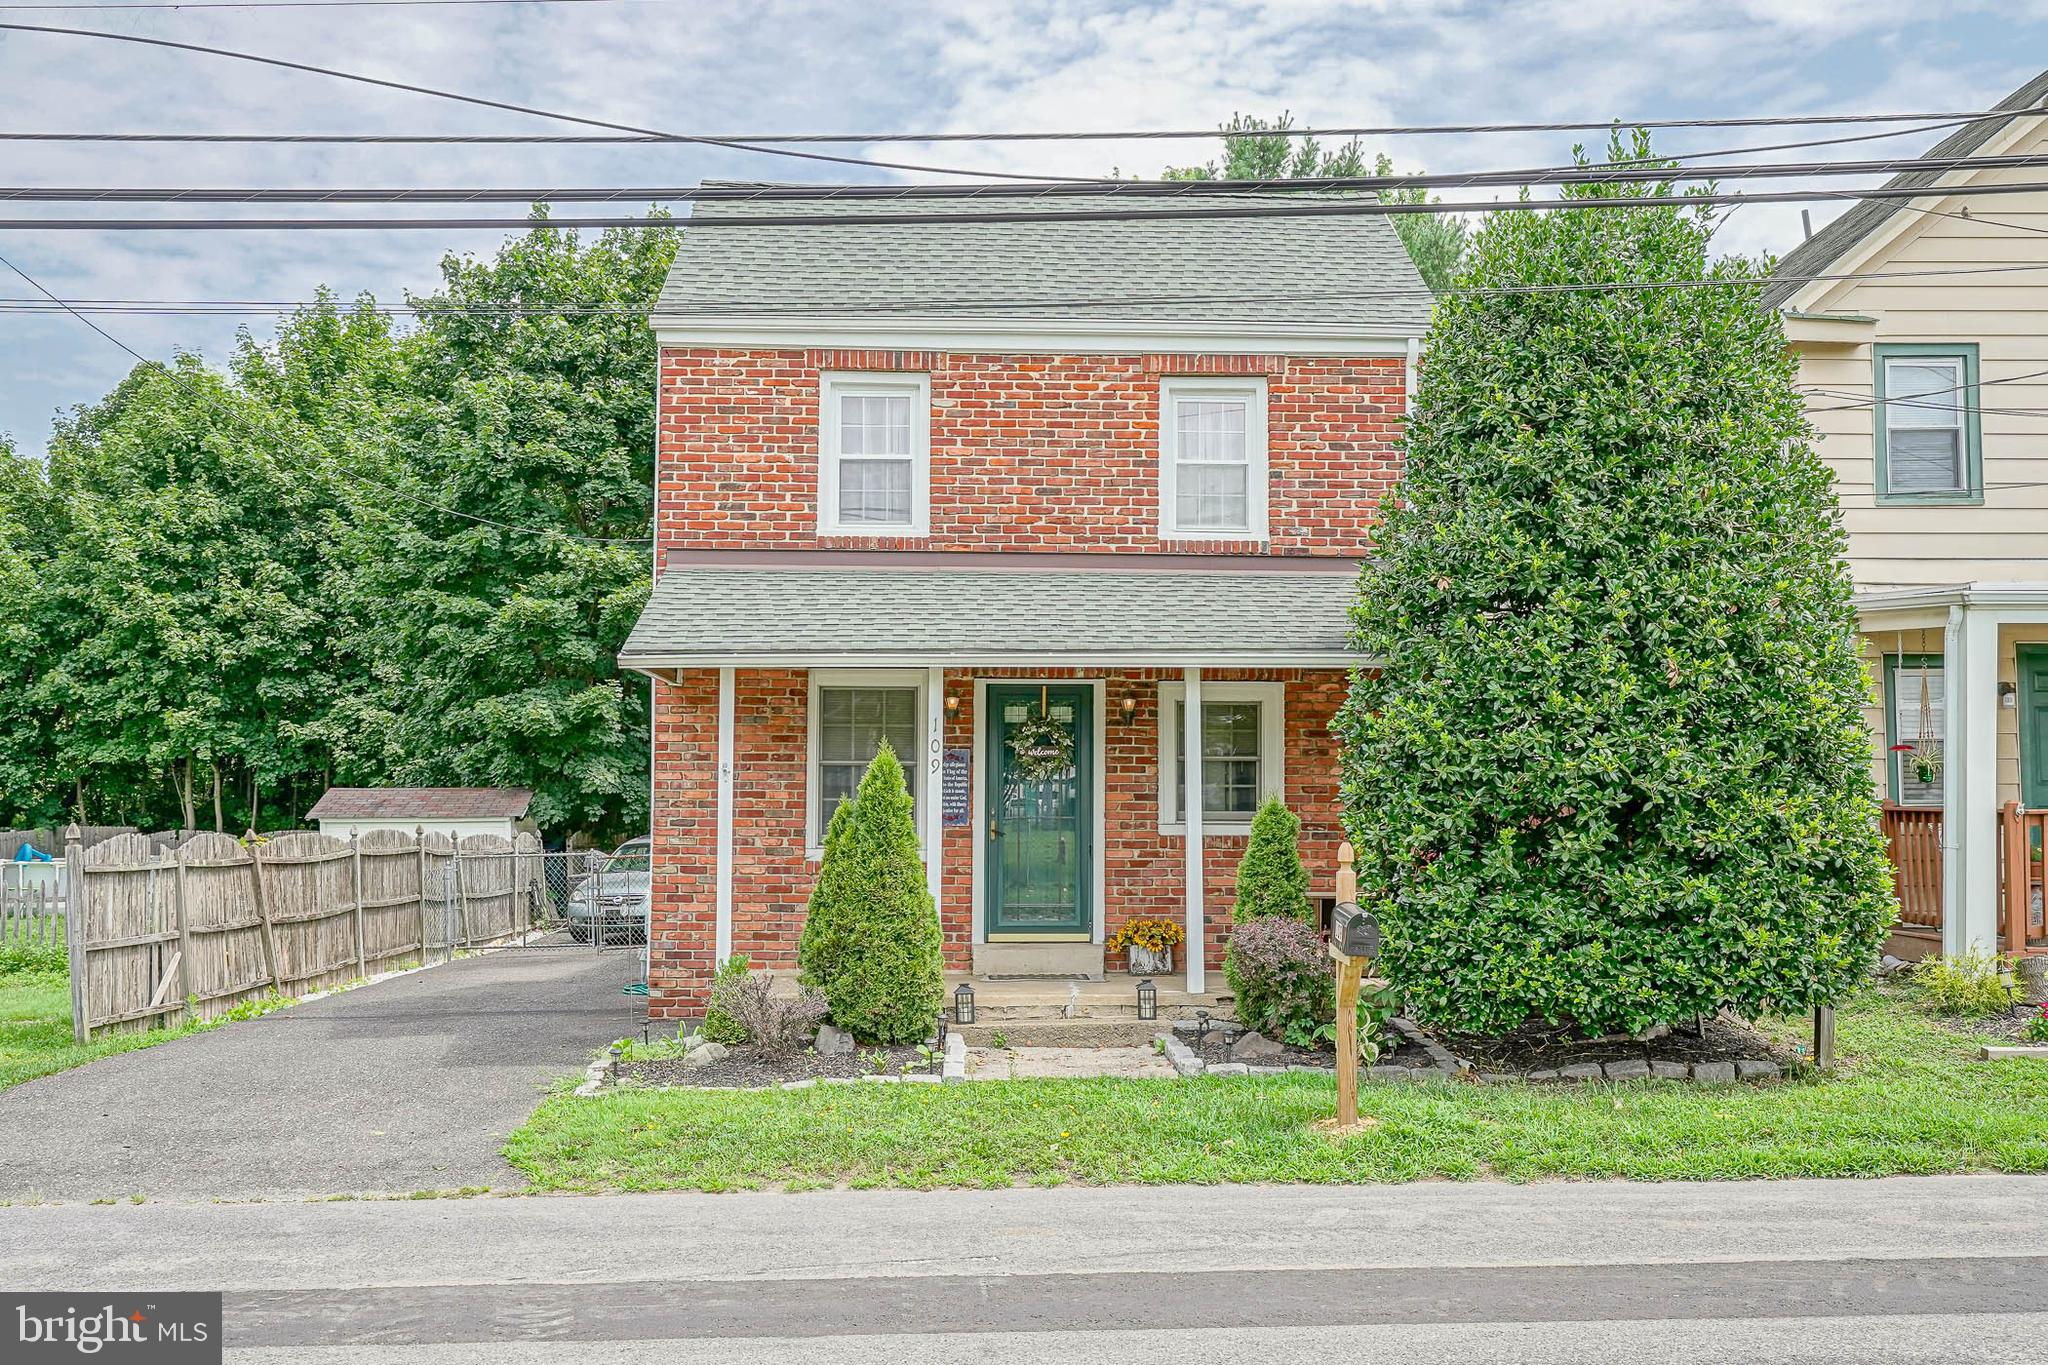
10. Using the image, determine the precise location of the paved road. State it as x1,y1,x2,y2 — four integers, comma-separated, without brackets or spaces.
0,949,643,1201
3,1177,2044,1362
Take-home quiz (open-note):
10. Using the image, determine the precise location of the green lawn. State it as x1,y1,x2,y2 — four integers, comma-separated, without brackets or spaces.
506,987,2048,1192
0,972,216,1093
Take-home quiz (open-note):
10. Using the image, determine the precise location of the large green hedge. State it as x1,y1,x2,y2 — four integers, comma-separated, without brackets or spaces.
795,743,946,1043
1335,132,1894,1038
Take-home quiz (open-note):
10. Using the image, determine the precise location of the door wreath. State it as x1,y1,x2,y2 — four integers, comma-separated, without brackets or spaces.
1008,691,1075,782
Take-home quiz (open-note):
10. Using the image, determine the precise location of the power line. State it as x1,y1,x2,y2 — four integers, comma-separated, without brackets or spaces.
0,248,651,545
0,112,2020,148
19,148,2048,204
0,0,620,7
10,171,2048,228
0,20,1088,183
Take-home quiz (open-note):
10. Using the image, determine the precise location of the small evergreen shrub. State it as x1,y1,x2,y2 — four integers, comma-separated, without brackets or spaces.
707,968,828,1058
1232,796,1314,925
795,742,946,1043
699,954,751,1045
1913,952,2013,1017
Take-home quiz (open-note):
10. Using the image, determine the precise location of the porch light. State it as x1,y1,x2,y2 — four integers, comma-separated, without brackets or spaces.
1118,694,1138,724
2002,682,2018,708
1136,978,1157,1021
945,693,960,714
953,982,976,1025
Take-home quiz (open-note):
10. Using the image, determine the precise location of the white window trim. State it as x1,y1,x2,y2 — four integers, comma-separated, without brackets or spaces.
817,371,932,538
1157,376,1269,542
1155,680,1285,835
806,668,927,858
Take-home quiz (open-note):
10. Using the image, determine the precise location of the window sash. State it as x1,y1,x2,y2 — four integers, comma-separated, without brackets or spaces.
1172,699,1263,822
1879,353,1974,496
815,686,920,834
820,375,927,534
1161,380,1265,538
1888,662,1945,806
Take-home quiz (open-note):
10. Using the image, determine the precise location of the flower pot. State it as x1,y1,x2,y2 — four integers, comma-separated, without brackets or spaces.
1127,944,1174,976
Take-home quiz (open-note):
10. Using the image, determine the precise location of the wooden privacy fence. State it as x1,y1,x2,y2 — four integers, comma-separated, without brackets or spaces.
64,826,546,1041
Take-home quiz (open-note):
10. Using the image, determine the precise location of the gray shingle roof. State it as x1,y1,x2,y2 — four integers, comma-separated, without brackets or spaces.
618,564,1363,667
306,788,533,822
655,186,1430,335
1765,69,2048,309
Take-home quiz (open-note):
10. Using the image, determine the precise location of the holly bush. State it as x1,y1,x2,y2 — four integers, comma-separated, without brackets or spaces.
1335,131,1894,1038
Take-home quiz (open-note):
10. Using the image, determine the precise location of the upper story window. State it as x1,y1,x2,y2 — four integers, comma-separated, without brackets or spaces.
1159,377,1268,540
818,373,930,536
1875,343,1981,505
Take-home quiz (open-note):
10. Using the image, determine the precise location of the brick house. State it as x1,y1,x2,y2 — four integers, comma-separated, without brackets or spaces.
618,188,1427,1021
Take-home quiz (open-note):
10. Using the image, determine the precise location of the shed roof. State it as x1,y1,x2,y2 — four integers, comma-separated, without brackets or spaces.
1765,68,2048,309
305,788,533,822
654,185,1431,336
618,552,1363,668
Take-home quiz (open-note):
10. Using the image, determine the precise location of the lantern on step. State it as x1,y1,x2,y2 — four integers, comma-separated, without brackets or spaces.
953,982,976,1025
1135,978,1157,1022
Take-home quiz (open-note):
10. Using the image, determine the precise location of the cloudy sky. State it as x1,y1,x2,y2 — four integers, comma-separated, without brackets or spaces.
0,0,2044,454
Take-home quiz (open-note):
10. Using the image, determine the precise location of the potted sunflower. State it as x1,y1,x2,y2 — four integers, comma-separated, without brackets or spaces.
1108,916,1184,976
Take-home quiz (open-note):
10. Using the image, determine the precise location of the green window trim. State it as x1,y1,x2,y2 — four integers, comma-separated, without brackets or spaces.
1882,652,1944,805
1873,342,1983,506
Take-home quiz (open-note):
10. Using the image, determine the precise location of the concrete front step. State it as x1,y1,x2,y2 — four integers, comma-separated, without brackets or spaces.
958,1018,1175,1048
970,941,1105,981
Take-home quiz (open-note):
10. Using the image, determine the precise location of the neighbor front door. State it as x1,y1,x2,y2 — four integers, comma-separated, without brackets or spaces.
985,683,1093,938
2019,645,2048,809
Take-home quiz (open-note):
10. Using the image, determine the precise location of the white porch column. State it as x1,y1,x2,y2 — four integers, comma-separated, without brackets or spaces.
1183,666,1205,993
924,665,945,915
1943,607,2002,954
713,667,735,965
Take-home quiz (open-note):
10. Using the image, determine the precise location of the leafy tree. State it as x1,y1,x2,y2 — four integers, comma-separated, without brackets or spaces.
332,215,677,843
1335,132,1893,1039
1162,112,1467,291
1231,796,1314,924
796,744,945,1043
0,440,61,825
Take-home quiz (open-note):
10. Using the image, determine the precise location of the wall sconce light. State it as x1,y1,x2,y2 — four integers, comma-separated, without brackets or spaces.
1117,694,1138,725
944,693,960,714
953,981,976,1025
2001,682,2018,709
1135,978,1157,1021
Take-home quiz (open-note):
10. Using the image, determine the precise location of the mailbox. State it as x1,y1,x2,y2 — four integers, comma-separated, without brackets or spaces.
1331,902,1381,960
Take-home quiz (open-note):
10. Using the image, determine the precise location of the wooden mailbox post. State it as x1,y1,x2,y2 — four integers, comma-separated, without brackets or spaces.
1328,842,1381,1129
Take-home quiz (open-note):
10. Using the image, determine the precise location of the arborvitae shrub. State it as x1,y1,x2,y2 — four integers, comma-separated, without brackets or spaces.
1231,796,1314,925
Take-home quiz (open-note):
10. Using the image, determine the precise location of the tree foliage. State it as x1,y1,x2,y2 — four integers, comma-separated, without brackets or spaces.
1335,132,1893,1038
1162,112,1468,291
796,744,946,1044
0,214,675,843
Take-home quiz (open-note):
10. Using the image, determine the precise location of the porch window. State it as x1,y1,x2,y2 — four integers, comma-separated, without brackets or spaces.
809,675,922,851
1875,344,1981,503
1885,654,1945,806
1156,681,1285,831
1159,377,1268,540
818,373,930,535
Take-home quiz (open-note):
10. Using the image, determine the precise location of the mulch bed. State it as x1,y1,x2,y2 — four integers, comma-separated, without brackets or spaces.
1190,1028,1440,1071
620,1043,938,1090
1439,1016,1790,1075
1928,1001,2047,1043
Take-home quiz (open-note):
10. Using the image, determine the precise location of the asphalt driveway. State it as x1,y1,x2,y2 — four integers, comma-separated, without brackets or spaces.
0,949,644,1202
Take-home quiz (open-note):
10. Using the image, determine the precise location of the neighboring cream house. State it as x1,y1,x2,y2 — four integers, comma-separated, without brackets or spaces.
1770,68,2048,960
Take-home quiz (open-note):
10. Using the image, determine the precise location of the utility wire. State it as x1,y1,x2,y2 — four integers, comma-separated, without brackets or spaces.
18,148,2048,203
0,0,623,8
0,20,1090,183
12,172,2048,228
0,249,651,545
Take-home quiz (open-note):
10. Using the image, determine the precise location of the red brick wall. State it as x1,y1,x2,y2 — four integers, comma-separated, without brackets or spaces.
646,667,1350,1019
655,347,1405,557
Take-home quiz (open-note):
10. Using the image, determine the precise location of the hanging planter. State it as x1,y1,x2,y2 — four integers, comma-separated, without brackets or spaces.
1009,707,1075,782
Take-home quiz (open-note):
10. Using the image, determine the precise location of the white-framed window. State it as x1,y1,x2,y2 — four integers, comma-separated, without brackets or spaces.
806,669,925,855
1886,657,1945,807
817,372,931,536
1158,377,1269,540
1155,681,1285,833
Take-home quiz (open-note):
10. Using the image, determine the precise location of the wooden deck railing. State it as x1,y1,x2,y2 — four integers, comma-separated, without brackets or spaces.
1881,805,1944,932
2001,802,2047,954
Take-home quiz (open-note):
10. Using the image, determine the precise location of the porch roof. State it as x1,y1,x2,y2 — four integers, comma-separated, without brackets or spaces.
617,550,1364,670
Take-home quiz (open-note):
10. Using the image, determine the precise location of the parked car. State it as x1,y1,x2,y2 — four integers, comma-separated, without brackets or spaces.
564,836,650,944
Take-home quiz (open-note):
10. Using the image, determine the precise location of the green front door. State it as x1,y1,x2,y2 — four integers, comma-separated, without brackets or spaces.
985,683,1093,938
2019,645,2048,809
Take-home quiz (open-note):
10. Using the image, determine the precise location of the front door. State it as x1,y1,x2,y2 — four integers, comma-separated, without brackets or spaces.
985,683,1093,938
2019,645,2048,809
